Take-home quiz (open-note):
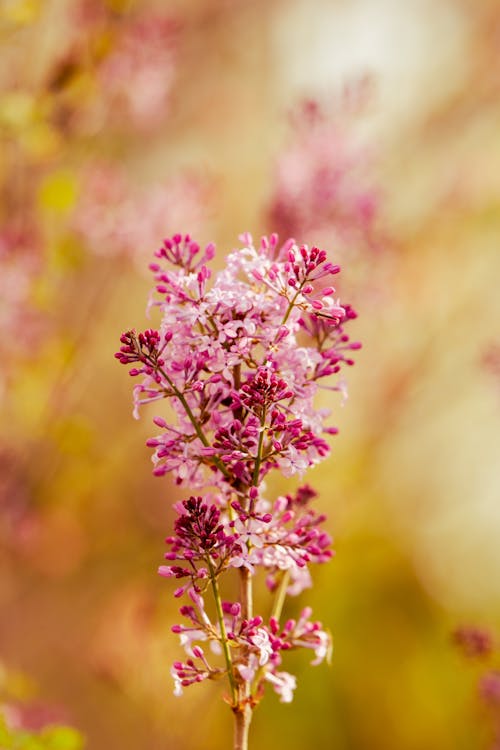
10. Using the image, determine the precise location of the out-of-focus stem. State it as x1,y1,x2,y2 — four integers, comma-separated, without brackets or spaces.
239,566,253,621
270,569,290,622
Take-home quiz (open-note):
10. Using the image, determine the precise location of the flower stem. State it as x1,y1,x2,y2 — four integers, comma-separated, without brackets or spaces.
234,566,253,750
207,557,237,705
280,288,302,329
157,364,231,479
252,408,266,487
270,570,290,622
234,704,251,750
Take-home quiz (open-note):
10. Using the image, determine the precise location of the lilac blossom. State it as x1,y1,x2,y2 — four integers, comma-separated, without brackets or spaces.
117,231,359,749
267,97,381,258
97,13,178,130
73,165,209,262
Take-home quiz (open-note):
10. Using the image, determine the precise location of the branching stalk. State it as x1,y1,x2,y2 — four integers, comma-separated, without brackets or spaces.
207,557,237,705
157,364,231,479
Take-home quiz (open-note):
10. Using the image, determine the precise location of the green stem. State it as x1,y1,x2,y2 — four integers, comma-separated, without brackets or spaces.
280,288,302,329
156,365,231,479
266,283,306,355
252,408,266,487
207,557,237,705
270,570,290,622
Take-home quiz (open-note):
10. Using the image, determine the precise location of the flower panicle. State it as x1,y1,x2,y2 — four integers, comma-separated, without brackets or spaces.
117,232,360,714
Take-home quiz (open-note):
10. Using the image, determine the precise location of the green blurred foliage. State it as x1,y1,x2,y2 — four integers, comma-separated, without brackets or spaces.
0,718,84,750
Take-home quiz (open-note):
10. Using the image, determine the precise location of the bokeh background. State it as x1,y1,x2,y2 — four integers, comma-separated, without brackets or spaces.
1,0,500,748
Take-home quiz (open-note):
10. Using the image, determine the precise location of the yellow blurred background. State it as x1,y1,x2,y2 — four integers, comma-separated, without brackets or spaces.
1,0,500,748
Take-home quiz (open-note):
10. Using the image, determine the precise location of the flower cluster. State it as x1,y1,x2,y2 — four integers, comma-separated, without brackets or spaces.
118,233,359,488
169,590,330,705
117,232,359,725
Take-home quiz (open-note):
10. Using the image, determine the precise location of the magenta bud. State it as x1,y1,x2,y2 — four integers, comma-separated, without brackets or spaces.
158,565,173,577
324,427,339,435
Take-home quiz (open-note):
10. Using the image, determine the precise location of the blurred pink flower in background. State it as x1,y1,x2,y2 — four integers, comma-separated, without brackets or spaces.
0,222,46,387
267,91,381,258
73,165,211,262
97,13,179,131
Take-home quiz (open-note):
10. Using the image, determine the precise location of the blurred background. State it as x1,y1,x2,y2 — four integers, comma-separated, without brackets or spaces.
1,0,500,748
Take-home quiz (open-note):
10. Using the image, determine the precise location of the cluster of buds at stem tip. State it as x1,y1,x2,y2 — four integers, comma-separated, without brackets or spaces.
116,232,360,711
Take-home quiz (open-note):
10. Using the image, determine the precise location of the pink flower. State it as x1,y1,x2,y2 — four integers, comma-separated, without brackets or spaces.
480,671,500,707
264,670,297,703
250,628,273,666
